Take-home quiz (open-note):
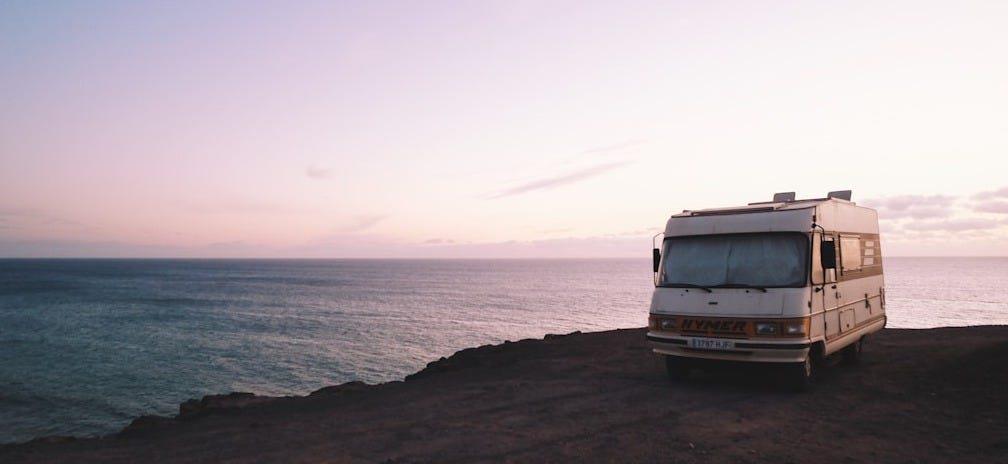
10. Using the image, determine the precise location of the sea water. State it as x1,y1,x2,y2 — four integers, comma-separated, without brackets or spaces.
0,257,1005,443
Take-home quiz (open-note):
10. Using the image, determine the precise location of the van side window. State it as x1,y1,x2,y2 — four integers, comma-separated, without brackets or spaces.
840,236,861,274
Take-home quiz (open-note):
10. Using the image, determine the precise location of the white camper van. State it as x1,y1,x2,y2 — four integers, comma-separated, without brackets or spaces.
647,191,885,389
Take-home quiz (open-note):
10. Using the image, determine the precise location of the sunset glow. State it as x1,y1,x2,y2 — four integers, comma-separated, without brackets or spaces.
3,1,1008,257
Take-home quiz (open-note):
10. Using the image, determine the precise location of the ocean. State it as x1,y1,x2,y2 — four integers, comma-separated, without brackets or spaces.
1,257,1005,444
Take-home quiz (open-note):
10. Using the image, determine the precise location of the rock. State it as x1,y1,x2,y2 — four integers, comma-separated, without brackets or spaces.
309,381,368,397
544,331,582,340
178,392,273,420
120,415,176,437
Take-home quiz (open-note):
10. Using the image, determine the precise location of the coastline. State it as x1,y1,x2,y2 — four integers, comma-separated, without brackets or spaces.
3,326,1007,463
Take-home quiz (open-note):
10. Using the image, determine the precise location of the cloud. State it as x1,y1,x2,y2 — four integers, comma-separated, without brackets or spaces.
186,197,300,215
575,140,644,157
339,214,387,233
903,218,1001,232
972,186,1008,200
42,217,81,226
868,187,1008,221
0,208,34,218
852,190,1008,254
608,227,663,237
485,160,633,199
425,236,646,258
0,208,83,233
975,201,1008,214
289,232,649,258
0,239,276,258
862,194,956,220
0,209,58,223
207,240,248,248
864,194,956,210
422,238,455,245
306,166,331,180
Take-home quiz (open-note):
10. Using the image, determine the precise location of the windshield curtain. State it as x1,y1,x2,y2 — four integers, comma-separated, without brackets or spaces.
660,233,808,288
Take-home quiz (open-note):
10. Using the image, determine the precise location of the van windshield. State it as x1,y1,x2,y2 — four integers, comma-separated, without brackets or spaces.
659,233,808,288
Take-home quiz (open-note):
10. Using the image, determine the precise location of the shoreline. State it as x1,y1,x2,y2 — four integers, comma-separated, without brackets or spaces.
3,325,1007,463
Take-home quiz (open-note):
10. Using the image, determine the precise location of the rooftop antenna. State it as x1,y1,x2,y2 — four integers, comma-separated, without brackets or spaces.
827,190,852,201
773,192,796,202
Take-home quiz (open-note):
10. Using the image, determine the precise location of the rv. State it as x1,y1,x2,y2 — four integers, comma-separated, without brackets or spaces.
647,191,886,389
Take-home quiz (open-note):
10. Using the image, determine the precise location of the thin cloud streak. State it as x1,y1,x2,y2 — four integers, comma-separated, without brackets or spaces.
422,238,455,245
186,198,299,215
0,208,83,232
485,160,633,200
339,214,388,233
306,166,332,180
576,140,644,156
0,209,35,218
904,218,1002,232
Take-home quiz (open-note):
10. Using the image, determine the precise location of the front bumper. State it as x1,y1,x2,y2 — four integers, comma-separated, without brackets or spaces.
647,332,810,363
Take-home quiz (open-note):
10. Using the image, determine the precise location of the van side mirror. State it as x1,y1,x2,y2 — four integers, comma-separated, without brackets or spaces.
821,240,837,269
652,248,661,273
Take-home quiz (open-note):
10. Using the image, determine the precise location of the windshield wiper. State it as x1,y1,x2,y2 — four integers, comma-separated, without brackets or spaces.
659,283,713,293
715,284,768,293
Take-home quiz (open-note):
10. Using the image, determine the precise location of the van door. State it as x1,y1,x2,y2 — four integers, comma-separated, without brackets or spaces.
814,233,840,339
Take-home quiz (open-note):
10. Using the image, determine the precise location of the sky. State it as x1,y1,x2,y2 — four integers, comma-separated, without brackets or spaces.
2,0,1008,258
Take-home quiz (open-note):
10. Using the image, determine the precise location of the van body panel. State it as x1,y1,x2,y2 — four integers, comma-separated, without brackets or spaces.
649,287,809,317
664,207,814,237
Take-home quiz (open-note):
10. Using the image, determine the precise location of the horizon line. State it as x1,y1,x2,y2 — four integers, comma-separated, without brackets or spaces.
2,255,1006,260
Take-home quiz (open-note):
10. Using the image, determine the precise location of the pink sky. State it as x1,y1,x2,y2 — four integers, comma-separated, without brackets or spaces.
3,1,1008,257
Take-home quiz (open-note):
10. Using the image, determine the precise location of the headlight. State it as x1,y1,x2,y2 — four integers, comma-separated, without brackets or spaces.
782,320,807,336
660,319,676,330
755,322,777,335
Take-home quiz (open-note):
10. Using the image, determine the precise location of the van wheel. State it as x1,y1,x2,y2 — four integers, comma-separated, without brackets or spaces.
665,356,691,382
843,337,864,364
788,357,813,392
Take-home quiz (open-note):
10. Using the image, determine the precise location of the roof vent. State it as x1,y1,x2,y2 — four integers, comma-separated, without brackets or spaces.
827,190,852,201
772,192,796,202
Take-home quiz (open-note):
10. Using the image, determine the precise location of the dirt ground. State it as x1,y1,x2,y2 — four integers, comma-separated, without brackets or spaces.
3,326,1007,463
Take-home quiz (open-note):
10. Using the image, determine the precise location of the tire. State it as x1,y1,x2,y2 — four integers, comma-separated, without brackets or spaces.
787,356,813,392
843,337,864,364
665,355,691,382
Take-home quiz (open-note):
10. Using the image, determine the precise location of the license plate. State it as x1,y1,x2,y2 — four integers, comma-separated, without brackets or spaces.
689,337,735,350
